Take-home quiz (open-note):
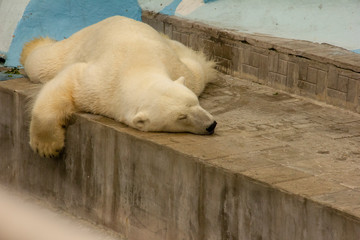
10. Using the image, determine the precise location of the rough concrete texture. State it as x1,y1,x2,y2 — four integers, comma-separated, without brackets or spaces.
1,74,360,239
142,11,360,114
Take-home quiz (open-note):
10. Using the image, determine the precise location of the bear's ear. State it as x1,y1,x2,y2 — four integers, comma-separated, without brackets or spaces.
133,112,149,129
175,76,185,85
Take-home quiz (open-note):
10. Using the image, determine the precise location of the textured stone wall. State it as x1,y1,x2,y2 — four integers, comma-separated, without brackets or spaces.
2,77,360,240
142,11,360,113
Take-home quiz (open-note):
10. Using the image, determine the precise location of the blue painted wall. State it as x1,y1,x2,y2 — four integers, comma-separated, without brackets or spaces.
160,0,182,15
5,0,141,67
2,0,360,67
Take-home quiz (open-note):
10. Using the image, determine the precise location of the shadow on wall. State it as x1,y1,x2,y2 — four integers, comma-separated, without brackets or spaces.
5,0,142,67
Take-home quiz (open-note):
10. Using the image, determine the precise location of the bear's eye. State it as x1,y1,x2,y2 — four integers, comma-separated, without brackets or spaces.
178,114,188,120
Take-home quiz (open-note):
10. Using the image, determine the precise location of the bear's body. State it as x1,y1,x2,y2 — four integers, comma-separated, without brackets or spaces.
21,16,217,158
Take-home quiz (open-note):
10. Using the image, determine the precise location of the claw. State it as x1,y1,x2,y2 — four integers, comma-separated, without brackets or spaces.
30,127,65,158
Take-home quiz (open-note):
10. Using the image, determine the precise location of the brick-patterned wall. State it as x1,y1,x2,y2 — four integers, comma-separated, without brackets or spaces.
142,11,360,113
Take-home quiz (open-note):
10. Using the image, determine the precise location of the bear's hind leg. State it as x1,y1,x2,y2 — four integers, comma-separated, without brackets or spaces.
29,63,86,158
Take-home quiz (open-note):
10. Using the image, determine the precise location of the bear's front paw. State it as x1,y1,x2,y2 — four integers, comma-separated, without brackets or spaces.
29,124,65,158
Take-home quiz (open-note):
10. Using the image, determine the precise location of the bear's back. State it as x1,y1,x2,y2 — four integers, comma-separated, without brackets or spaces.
64,16,166,61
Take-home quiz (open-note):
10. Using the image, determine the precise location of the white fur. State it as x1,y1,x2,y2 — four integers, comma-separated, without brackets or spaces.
22,16,217,158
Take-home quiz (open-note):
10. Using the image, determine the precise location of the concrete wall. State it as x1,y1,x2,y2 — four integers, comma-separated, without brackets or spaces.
2,76,360,240
139,0,360,52
2,0,360,66
142,11,360,114
1,2,360,239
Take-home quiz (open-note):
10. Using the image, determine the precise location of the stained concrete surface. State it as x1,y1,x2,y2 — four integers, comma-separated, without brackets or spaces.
1,74,360,239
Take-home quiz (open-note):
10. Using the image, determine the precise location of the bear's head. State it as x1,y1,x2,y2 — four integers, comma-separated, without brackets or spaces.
130,77,217,135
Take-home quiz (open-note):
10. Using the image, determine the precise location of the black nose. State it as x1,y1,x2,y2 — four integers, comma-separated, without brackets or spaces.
206,121,217,134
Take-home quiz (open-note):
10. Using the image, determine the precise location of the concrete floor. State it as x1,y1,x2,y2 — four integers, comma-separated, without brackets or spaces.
202,74,360,203
162,73,360,214
1,72,360,239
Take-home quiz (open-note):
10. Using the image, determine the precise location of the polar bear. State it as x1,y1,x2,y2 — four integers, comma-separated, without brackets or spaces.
21,16,217,158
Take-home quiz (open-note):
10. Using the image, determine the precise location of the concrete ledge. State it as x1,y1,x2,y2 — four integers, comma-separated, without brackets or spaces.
1,76,360,239
142,11,360,114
